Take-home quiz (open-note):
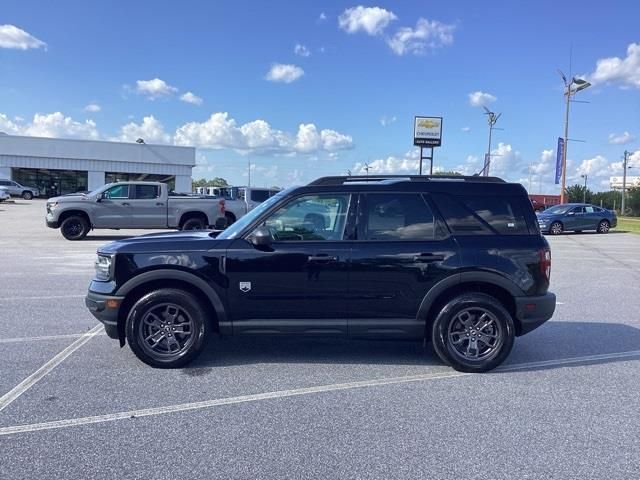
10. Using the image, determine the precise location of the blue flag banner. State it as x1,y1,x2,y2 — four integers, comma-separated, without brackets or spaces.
555,137,564,185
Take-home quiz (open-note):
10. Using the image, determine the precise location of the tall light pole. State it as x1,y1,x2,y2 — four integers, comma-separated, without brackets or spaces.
580,174,588,203
621,150,637,215
482,106,501,176
559,71,591,204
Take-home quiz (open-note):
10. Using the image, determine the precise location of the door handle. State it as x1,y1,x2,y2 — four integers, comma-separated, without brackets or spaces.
413,253,445,263
308,254,338,263
122,202,131,206
156,202,164,206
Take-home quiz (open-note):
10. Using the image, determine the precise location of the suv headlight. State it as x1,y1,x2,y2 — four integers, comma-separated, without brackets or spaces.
94,254,113,281
46,201,58,211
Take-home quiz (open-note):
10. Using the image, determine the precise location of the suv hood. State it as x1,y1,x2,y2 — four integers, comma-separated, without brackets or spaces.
98,230,228,254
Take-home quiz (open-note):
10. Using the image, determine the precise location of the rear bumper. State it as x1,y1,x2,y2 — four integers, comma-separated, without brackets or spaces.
514,292,556,336
85,290,124,339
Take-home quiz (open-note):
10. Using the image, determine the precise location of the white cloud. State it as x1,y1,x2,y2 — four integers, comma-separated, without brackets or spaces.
265,63,304,83
135,78,178,99
380,115,397,127
530,149,555,175
352,150,420,175
461,126,471,132
294,44,311,57
468,91,497,107
386,18,455,56
319,12,327,22
114,115,171,144
608,131,635,145
0,24,46,50
22,112,99,139
0,113,22,134
174,112,353,154
338,6,397,36
180,91,203,106
83,103,101,112
588,43,640,89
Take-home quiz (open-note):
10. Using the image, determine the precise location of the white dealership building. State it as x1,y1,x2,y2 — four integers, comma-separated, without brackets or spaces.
0,134,195,197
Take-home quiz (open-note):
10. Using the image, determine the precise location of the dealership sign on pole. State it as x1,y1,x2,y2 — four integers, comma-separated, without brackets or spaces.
413,116,442,175
413,116,443,147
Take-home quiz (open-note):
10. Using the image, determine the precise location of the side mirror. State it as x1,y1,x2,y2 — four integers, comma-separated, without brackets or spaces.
250,226,273,247
96,194,103,202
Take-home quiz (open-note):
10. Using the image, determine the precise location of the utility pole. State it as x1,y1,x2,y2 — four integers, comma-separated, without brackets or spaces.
482,107,501,176
581,174,588,203
622,150,630,215
558,71,591,204
364,163,371,175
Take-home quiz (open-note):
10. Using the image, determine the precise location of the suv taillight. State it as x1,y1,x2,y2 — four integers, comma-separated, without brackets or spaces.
540,248,551,281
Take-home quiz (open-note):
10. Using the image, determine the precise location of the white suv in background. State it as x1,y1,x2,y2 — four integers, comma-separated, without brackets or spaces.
0,186,10,202
0,179,40,199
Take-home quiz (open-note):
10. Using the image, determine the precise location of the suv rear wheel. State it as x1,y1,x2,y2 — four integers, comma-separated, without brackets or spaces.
125,288,210,368
181,217,207,230
431,293,515,373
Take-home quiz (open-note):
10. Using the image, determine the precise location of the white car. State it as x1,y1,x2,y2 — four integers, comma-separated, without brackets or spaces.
0,186,10,202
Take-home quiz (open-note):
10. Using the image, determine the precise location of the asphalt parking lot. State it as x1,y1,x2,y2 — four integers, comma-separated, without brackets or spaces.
1,200,639,479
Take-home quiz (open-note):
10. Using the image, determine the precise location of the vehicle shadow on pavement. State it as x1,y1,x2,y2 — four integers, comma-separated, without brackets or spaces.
81,235,137,241
184,321,640,372
502,320,640,372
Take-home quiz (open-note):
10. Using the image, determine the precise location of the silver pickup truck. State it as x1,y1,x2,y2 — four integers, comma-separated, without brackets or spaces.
46,181,225,240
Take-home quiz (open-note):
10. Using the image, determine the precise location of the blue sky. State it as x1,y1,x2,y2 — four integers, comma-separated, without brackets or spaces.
1,1,639,191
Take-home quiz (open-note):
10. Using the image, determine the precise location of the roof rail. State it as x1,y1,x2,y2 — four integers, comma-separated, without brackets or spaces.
308,175,506,186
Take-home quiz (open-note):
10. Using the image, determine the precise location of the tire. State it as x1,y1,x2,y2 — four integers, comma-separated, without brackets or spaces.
181,217,206,230
549,221,563,235
126,288,210,368
60,215,89,240
224,212,236,226
597,220,610,234
431,293,515,373
22,191,33,200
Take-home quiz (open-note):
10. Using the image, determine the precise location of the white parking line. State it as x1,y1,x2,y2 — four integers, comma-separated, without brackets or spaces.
1,348,638,437
0,332,106,344
0,295,84,301
0,324,103,414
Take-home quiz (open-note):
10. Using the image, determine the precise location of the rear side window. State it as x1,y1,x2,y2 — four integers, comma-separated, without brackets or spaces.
432,193,529,235
458,196,529,235
134,184,159,199
364,193,434,241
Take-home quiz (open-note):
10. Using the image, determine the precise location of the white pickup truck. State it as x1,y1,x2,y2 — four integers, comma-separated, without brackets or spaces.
193,186,280,225
46,181,227,240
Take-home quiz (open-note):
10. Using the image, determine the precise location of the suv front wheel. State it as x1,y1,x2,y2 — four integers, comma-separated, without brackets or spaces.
126,288,210,368
431,293,515,373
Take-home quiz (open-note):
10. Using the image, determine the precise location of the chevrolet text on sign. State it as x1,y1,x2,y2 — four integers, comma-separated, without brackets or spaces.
413,116,443,147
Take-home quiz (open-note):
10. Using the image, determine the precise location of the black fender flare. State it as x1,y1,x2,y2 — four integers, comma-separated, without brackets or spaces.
116,269,227,331
416,271,522,328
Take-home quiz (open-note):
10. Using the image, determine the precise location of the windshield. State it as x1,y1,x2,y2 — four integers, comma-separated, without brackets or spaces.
216,188,292,239
543,205,572,215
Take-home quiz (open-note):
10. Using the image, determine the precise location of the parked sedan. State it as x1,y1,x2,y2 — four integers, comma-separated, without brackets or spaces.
0,186,10,202
537,203,617,235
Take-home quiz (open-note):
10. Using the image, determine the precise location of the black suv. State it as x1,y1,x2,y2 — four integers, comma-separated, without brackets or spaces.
86,175,555,372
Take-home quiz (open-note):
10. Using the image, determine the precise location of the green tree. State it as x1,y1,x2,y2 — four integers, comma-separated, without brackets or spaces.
591,190,619,210
627,187,640,216
432,171,463,176
564,184,593,203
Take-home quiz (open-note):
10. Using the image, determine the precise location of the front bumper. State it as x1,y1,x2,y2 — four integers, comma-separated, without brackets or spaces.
45,213,59,229
85,290,125,340
514,292,556,336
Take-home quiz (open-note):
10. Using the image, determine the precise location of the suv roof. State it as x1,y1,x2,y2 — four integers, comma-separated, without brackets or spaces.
309,175,505,186
301,175,525,196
